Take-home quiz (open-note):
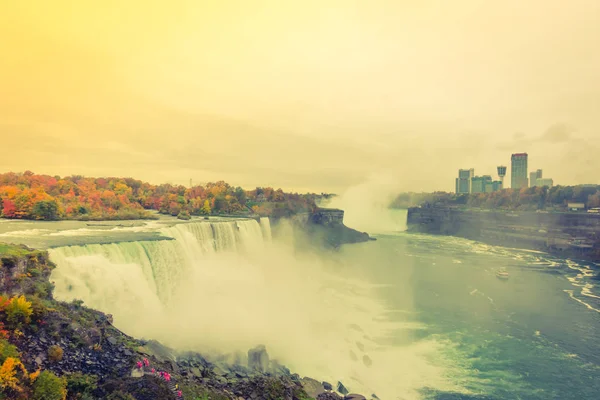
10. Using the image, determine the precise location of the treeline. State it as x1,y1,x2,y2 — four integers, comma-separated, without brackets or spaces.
391,185,600,211
0,171,317,221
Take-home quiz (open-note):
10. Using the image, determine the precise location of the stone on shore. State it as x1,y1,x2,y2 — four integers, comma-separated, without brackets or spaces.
301,377,326,397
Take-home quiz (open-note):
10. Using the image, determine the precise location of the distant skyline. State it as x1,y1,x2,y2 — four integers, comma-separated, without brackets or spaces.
1,1,599,193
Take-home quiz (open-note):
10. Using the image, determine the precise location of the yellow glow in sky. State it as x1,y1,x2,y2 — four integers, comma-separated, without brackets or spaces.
1,0,599,192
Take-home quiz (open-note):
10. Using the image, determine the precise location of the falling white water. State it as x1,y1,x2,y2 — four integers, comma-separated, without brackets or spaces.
259,217,273,242
49,217,456,399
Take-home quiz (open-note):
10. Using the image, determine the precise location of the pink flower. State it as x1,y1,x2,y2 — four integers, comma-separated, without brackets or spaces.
177,390,182,397
136,361,143,369
151,368,155,374
143,358,150,366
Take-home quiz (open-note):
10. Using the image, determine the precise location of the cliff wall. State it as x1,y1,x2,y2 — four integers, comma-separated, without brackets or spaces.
273,208,371,248
407,207,600,261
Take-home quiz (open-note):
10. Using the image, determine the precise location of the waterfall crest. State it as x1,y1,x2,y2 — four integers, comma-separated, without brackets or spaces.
50,219,269,305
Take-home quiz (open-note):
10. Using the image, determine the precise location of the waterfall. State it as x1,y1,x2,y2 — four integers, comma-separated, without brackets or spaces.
47,215,417,398
259,217,272,242
49,219,267,306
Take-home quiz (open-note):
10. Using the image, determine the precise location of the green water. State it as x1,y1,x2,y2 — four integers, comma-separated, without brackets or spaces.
340,232,600,399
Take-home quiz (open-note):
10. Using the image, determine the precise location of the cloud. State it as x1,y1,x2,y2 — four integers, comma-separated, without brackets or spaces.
540,123,574,143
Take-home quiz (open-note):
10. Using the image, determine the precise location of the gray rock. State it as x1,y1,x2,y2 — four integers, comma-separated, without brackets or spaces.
301,377,325,397
323,381,333,390
337,381,349,395
317,393,343,400
344,395,366,400
371,394,380,400
270,360,291,376
213,365,228,377
107,337,117,346
248,345,269,372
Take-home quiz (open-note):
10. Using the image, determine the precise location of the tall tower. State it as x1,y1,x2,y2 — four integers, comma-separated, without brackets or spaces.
497,166,507,186
511,153,528,189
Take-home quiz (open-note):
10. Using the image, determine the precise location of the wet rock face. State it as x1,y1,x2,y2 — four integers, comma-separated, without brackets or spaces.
248,345,269,372
337,381,349,395
301,377,326,397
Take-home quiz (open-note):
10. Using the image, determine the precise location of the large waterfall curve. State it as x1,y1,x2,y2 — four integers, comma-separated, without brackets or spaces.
48,216,447,399
50,219,270,304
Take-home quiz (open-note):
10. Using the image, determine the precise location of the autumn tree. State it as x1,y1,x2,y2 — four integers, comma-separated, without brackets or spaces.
201,199,211,215
31,200,60,220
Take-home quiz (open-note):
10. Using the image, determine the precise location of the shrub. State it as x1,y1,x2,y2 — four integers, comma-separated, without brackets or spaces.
66,372,97,399
0,323,9,340
32,370,67,400
47,345,63,362
106,391,135,400
0,296,10,312
28,296,48,322
177,210,191,220
0,357,28,395
0,339,19,363
4,296,33,327
31,281,54,298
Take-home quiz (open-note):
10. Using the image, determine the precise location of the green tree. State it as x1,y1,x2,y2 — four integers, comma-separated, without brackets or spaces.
234,187,247,204
32,200,60,220
213,195,226,213
32,371,67,400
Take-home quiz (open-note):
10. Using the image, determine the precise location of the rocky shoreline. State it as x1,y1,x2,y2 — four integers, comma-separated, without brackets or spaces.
0,243,373,400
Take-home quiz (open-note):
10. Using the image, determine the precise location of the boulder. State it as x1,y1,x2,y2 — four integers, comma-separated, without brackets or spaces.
301,377,325,398
248,345,269,372
317,393,343,400
344,395,366,400
323,381,333,391
337,381,349,395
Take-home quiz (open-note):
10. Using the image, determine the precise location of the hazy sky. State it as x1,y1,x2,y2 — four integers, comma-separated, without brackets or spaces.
1,0,599,193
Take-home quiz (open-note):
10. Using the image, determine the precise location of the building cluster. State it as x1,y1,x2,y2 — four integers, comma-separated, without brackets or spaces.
455,153,554,194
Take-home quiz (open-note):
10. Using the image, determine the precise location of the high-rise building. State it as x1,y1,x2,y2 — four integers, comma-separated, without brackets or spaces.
497,166,507,185
455,168,474,194
536,178,553,187
472,175,493,193
529,169,543,187
511,153,528,189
